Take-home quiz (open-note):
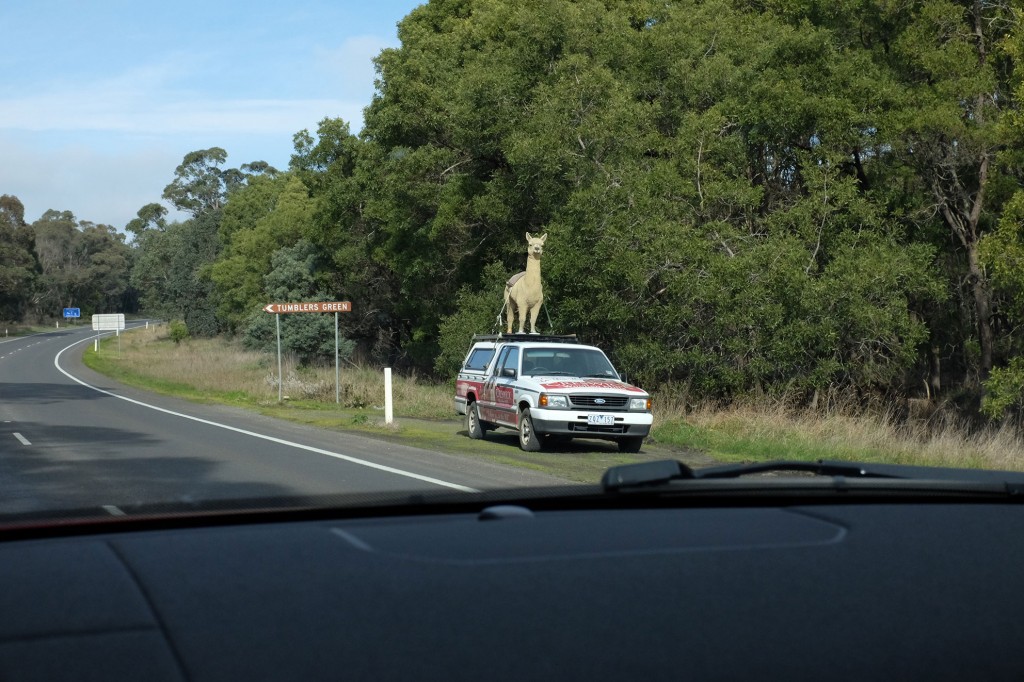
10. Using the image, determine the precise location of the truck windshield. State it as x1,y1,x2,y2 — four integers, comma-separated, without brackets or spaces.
521,348,619,378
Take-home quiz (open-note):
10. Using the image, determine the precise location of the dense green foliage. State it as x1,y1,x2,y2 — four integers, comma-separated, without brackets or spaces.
0,195,38,321
242,240,355,364
4,0,1023,419
168,320,190,345
0,196,134,322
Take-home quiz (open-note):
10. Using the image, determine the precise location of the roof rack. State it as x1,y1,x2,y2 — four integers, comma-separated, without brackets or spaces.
472,333,579,344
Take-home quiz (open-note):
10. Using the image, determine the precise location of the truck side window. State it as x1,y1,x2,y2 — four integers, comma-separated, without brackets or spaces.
464,348,495,371
493,348,511,376
502,347,520,374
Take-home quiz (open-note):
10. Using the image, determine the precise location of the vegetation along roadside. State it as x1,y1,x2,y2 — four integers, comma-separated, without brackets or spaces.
8,0,1024,473
83,326,1024,482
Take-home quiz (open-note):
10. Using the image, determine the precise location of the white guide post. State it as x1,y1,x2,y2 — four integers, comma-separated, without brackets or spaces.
384,368,394,424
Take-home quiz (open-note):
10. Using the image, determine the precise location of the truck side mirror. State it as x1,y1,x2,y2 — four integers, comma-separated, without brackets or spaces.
501,368,517,378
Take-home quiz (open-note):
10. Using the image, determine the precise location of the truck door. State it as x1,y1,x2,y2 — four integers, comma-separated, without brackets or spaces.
483,346,519,426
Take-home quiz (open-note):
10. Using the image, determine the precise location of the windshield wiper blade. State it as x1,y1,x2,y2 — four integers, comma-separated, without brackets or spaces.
695,460,906,480
601,459,906,492
601,459,1024,495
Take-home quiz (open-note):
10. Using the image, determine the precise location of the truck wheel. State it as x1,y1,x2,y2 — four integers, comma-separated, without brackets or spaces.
519,408,543,452
617,436,644,453
466,402,485,440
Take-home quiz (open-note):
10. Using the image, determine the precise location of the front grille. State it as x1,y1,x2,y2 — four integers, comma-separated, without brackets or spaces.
570,395,628,409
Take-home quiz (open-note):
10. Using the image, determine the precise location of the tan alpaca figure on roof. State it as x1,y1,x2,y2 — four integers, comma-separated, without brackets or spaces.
505,232,547,334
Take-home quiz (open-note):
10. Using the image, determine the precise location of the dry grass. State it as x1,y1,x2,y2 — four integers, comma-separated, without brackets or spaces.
652,394,1024,471
98,325,1024,471
95,325,452,419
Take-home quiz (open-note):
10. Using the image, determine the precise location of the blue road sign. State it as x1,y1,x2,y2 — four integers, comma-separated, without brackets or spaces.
63,308,81,318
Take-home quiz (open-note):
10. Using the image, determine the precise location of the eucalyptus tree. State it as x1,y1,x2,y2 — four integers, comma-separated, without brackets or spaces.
210,173,315,332
130,150,282,333
0,195,37,320
29,210,131,318
353,0,944,398
754,0,1021,387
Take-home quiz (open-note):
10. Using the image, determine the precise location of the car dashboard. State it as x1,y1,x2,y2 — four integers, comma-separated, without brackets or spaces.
1,485,1022,681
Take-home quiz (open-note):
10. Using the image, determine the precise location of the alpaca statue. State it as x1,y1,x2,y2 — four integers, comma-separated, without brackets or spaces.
504,232,546,334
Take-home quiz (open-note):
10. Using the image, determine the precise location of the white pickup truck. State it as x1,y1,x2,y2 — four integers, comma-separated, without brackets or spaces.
454,334,653,452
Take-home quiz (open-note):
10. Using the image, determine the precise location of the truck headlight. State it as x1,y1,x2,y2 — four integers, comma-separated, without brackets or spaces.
630,397,651,411
540,394,569,408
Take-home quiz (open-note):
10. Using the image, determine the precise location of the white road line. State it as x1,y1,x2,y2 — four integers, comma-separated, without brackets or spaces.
13,432,31,445
102,505,126,516
53,334,478,493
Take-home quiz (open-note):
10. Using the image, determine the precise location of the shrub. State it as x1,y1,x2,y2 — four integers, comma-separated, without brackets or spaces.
982,357,1024,420
169,320,190,345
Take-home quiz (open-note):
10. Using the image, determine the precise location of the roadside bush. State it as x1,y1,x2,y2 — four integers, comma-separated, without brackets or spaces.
982,357,1024,420
169,320,190,344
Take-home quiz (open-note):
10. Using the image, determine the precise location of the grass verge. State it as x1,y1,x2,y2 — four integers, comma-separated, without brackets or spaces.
82,328,696,483
83,325,1024,478
651,398,1024,471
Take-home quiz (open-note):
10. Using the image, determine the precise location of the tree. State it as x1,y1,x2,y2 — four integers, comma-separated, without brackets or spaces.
243,240,353,364
125,203,168,240
133,149,281,333
130,214,220,335
28,210,132,317
886,0,1015,382
210,173,315,332
162,147,232,217
754,0,1020,388
975,4,1024,417
0,195,37,320
353,0,945,398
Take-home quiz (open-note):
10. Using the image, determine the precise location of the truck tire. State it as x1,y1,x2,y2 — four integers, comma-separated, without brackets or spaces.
519,408,543,452
617,436,644,453
466,401,485,440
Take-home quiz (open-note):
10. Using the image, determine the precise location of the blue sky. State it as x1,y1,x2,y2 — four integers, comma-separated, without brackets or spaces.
0,0,423,229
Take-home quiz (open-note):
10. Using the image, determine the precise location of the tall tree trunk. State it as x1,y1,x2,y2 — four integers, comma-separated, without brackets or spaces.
967,242,993,379
936,149,992,382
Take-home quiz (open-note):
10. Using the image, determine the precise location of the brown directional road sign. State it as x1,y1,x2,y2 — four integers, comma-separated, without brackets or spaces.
263,301,352,314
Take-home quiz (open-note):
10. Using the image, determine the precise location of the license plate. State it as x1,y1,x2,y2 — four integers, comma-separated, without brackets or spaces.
587,414,614,426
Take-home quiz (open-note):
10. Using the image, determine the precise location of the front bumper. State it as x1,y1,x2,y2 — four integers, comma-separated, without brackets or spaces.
530,408,653,438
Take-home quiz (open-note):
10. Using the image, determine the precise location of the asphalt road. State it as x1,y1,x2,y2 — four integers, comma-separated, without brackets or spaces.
0,323,564,516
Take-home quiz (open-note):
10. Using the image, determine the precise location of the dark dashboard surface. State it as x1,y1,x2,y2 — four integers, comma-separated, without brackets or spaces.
1,500,1021,681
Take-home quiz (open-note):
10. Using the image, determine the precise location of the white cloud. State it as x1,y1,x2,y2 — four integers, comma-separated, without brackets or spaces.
0,90,365,137
0,50,369,136
313,35,394,96
0,135,186,229
0,30,397,228
8,97,361,135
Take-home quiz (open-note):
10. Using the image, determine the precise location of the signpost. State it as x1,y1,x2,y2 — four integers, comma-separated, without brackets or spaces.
91,313,126,355
91,313,125,331
63,308,81,319
263,302,352,403
263,302,351,314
